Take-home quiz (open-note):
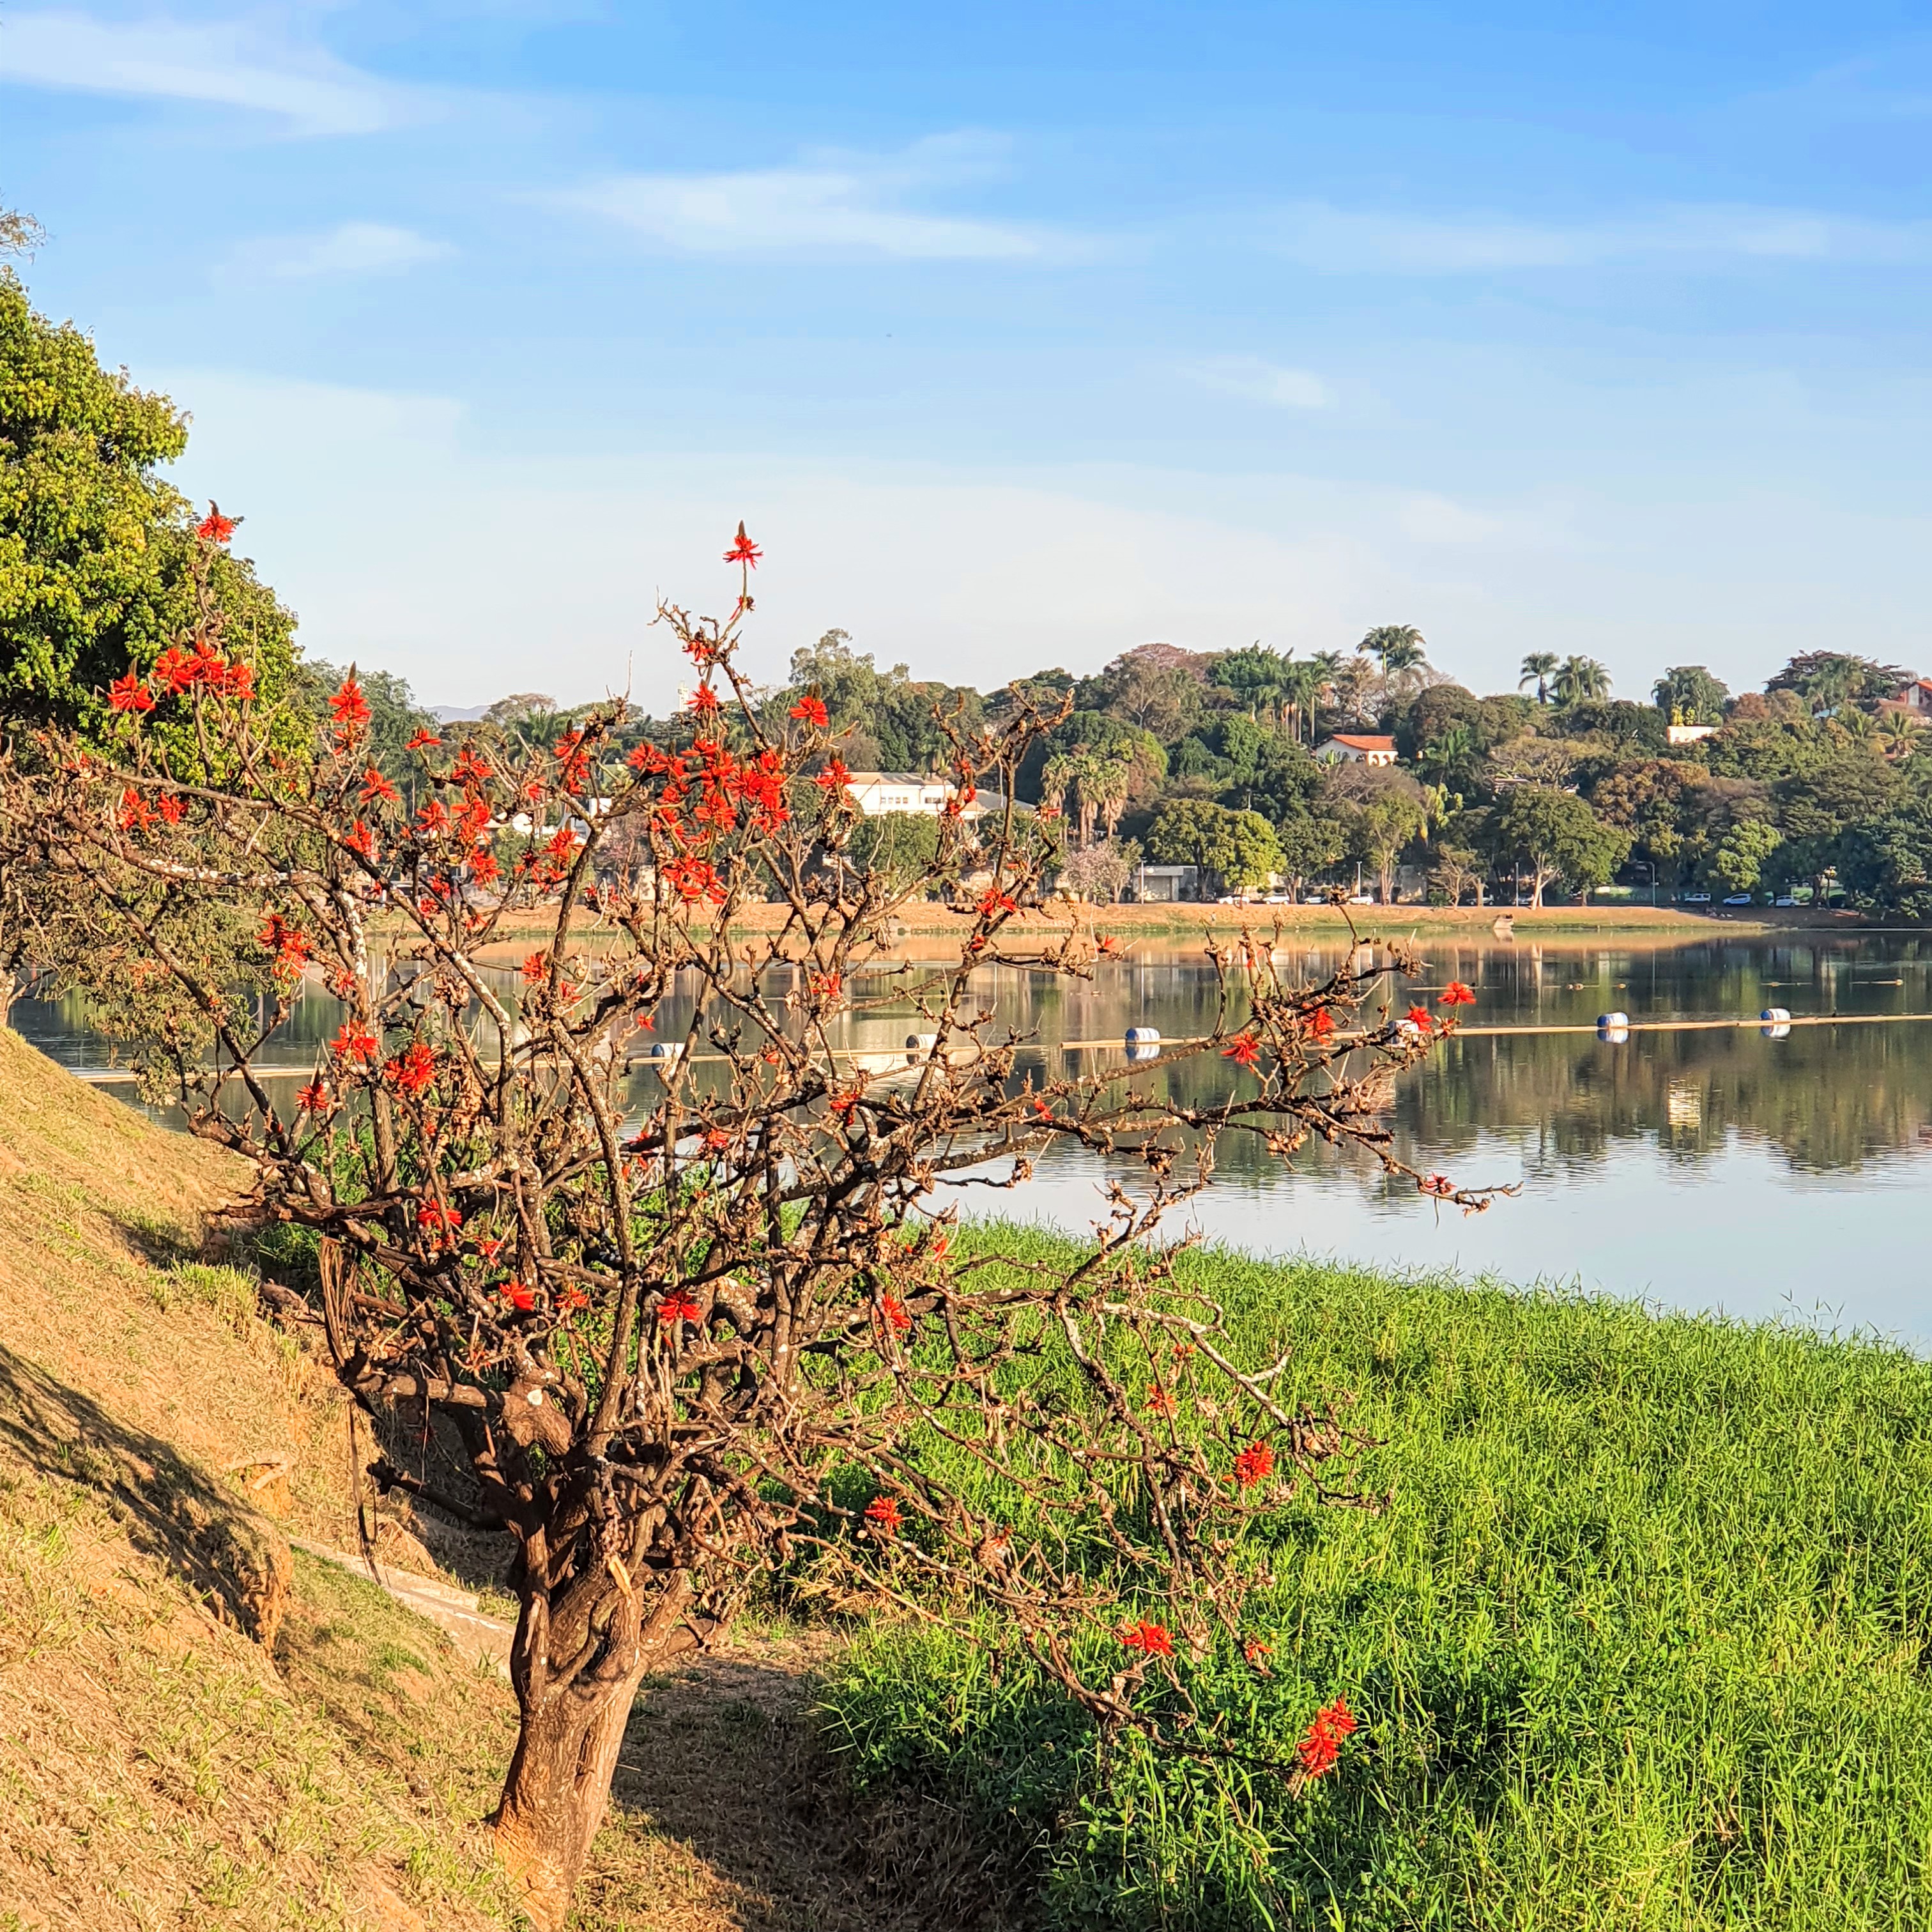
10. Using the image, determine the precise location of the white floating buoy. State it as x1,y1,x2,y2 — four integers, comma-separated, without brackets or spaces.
1597,1011,1630,1044
648,1041,684,1063
905,1032,939,1062
1760,1007,1791,1024
1124,1025,1162,1062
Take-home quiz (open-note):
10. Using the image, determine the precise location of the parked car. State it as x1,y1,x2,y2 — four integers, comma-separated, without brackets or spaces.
1346,893,1376,905
1682,891,1713,905
1774,895,1798,908
1722,892,1753,906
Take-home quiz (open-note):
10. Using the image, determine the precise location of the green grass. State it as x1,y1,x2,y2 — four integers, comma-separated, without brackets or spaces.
817,1227,1932,1930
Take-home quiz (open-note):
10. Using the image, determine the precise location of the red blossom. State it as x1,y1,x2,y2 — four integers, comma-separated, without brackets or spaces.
359,767,399,807
807,970,841,1003
295,1080,331,1116
686,684,721,714
156,792,185,825
1121,1621,1174,1658
723,521,762,568
406,726,442,752
117,787,155,832
864,1495,902,1533
877,1292,912,1335
1243,1637,1273,1667
1222,1032,1261,1068
658,1293,702,1330
789,693,829,728
1296,1698,1358,1782
1233,1439,1275,1487
418,1199,463,1237
813,756,852,793
258,914,311,979
556,1284,590,1315
344,819,377,862
828,1080,868,1122
976,885,1018,918
663,855,726,907
1146,1387,1177,1416
1404,1005,1434,1035
387,1041,438,1099
1439,981,1477,1007
498,1280,537,1313
521,951,551,985
452,748,493,786
1307,1008,1336,1040
195,502,238,544
220,659,256,702
108,672,154,714
1419,1173,1457,1199
154,646,197,694
330,1023,379,1064
329,673,372,746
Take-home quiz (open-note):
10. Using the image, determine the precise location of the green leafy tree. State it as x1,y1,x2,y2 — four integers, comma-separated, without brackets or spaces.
1710,819,1783,896
1767,652,1912,718
1272,806,1347,901
1839,793,1932,918
847,811,945,895
1146,799,1285,895
1489,786,1630,907
0,270,297,728
1339,793,1427,903
1653,665,1729,726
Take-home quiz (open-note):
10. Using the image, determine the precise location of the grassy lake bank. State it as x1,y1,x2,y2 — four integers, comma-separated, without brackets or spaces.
820,1228,1932,1931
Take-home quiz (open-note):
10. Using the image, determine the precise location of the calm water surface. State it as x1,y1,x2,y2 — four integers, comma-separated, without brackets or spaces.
15,932,1932,1341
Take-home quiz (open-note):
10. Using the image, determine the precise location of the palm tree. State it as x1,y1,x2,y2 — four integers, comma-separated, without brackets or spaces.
1090,756,1133,841
1040,753,1077,835
1551,655,1610,705
1519,652,1559,705
1878,710,1924,763
1280,658,1323,744
1361,625,1427,678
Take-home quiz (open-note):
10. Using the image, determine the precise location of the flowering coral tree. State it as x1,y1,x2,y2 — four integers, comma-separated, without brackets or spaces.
8,520,1498,1928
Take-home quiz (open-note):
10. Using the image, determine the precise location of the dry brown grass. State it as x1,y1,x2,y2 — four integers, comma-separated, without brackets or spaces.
0,1028,1024,1932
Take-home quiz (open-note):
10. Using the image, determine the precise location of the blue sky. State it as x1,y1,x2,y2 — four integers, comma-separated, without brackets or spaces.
7,1,1932,710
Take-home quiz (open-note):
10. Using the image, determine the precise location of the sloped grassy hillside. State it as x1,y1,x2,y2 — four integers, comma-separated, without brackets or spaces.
822,1226,1932,1932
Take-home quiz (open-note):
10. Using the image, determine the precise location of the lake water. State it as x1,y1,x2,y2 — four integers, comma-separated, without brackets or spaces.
15,931,1932,1342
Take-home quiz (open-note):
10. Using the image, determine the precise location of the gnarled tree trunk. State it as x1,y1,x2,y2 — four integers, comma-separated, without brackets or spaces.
492,1565,698,1931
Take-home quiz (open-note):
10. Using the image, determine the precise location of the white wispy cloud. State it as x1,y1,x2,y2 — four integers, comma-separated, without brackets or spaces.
1272,199,1932,273
554,134,1074,262
234,221,456,279
1185,355,1331,409
0,9,412,135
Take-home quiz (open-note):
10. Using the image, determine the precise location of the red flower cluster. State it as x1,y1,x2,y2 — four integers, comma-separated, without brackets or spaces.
330,1022,379,1064
329,674,372,749
664,854,727,907
451,747,493,786
658,1292,702,1329
554,728,593,795
417,1199,463,1239
1307,1008,1336,1041
814,756,852,794
789,693,829,728
1222,1032,1261,1068
344,819,378,862
195,502,238,544
864,1494,901,1533
723,521,762,568
405,726,443,753
1120,1620,1174,1658
806,970,841,1003
1404,1005,1434,1034
295,1080,331,1117
521,951,551,985
1296,1698,1358,1782
1232,1439,1275,1487
976,885,1017,918
556,1284,590,1315
359,767,399,807
877,1292,912,1335
108,673,154,714
499,1280,537,1313
1439,981,1477,1007
387,1040,438,1099
117,786,155,832
257,913,312,980
1419,1173,1457,1199
828,1080,868,1122
152,642,254,700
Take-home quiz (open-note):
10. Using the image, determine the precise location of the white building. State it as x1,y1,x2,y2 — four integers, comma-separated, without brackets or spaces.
1314,733,1398,767
1666,723,1717,746
845,772,1007,822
